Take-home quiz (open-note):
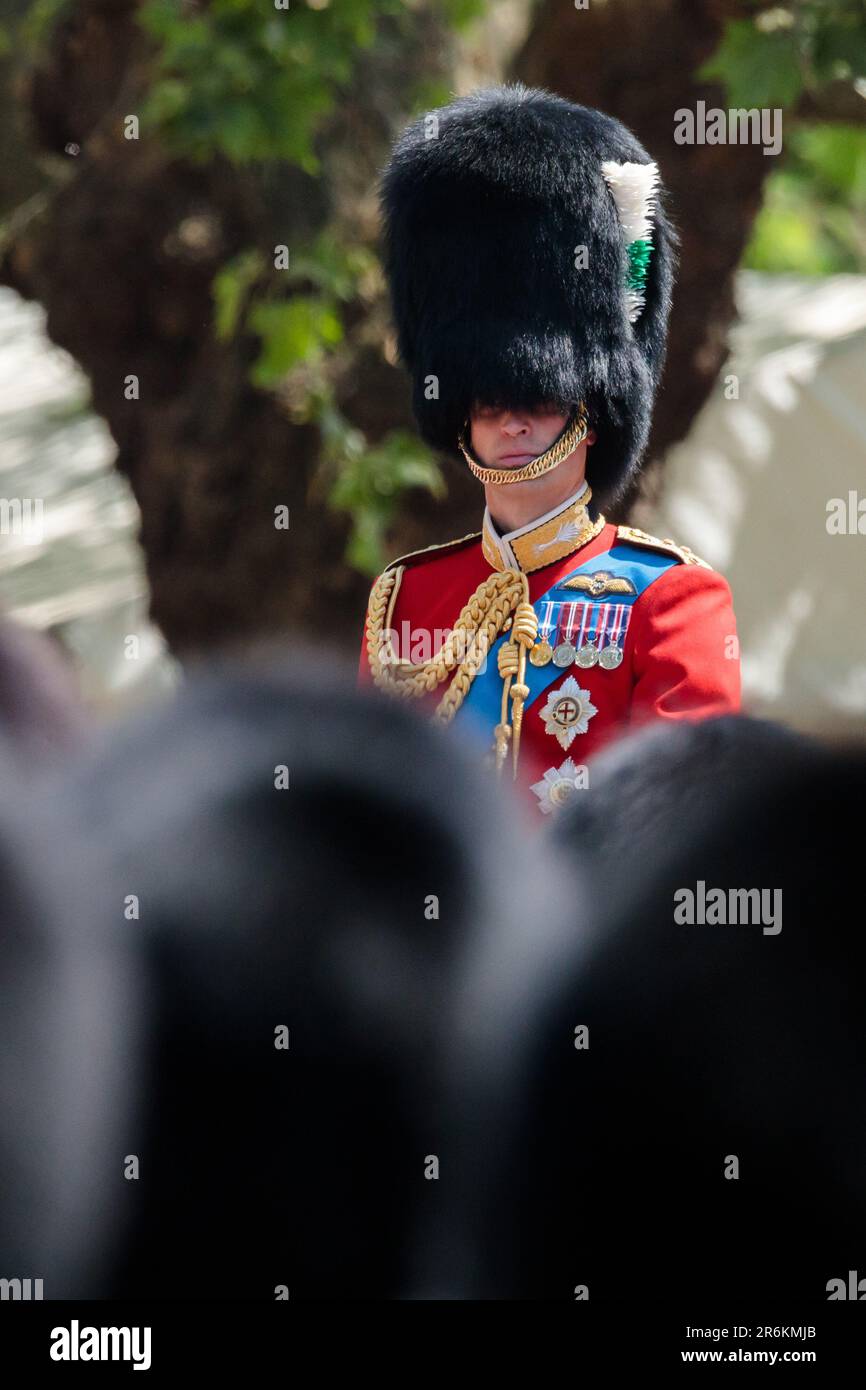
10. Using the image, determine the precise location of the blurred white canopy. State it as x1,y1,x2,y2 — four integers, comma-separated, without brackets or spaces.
0,287,173,710
651,271,866,728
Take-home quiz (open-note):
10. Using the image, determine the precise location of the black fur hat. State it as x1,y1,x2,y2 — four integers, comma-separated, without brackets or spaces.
380,84,676,506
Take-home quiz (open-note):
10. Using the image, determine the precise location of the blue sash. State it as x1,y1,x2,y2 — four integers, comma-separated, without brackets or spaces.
456,543,678,739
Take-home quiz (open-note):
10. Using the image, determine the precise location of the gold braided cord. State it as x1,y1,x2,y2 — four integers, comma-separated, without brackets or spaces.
457,403,589,486
366,564,530,729
506,601,538,778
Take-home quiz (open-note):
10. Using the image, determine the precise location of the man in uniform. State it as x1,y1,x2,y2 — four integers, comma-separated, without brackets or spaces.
359,85,740,816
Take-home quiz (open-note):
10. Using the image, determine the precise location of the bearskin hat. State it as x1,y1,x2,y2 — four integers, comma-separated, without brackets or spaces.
380,84,676,507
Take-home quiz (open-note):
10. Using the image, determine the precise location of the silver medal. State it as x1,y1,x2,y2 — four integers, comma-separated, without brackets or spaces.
551,600,578,668
598,603,629,670
575,641,599,669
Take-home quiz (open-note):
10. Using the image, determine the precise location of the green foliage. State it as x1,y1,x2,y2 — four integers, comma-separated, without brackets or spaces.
19,0,73,51
810,0,866,85
248,297,343,385
440,0,486,29
286,236,377,301
745,124,866,273
212,234,374,368
137,0,404,167
703,3,866,274
211,232,442,571
700,1,866,110
700,14,802,110
328,427,445,575
213,248,265,338
136,0,487,166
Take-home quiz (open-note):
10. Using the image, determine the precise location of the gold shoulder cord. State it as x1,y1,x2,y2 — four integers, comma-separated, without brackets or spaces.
366,565,538,780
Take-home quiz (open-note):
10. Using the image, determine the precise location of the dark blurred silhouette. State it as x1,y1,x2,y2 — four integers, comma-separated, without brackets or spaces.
4,686,865,1303
2,651,560,1300
553,714,817,906
0,754,138,1299
427,715,866,1299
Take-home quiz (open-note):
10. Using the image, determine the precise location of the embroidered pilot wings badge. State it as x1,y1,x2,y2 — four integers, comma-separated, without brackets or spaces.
560,569,637,597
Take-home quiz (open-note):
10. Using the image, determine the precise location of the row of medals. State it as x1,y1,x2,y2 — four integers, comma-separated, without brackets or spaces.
529,612,625,671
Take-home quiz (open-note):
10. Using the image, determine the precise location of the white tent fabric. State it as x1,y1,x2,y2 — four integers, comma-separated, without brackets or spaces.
0,288,173,709
649,272,866,726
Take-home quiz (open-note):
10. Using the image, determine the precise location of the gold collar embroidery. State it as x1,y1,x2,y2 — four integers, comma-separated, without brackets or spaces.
481,484,606,574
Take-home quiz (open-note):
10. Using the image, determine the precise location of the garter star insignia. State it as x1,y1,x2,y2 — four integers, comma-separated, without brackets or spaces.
539,676,598,750
530,757,588,814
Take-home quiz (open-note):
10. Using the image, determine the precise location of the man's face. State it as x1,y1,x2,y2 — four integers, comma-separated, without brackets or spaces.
469,404,569,469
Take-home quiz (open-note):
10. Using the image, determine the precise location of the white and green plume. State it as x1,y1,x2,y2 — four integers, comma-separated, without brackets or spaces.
600,159,659,324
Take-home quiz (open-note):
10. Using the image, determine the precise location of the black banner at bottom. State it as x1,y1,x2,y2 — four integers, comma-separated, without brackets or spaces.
0,1301,862,1375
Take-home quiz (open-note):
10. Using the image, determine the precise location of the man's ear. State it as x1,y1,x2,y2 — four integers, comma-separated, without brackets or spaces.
586,428,598,447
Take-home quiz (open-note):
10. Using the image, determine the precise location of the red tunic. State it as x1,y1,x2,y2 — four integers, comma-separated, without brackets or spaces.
359,519,740,817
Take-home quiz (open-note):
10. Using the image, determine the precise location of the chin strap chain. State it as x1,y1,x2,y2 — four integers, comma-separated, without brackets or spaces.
458,402,589,487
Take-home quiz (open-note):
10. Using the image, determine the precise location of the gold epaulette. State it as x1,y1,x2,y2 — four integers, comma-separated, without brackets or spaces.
616,525,713,570
383,531,481,574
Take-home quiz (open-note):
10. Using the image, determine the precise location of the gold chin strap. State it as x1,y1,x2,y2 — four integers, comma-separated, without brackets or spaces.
458,402,589,486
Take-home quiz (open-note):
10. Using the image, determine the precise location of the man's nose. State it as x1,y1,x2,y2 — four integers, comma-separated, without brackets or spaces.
501,415,530,436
